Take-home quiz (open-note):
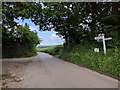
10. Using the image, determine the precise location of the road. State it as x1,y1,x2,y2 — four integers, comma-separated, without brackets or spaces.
2,52,119,88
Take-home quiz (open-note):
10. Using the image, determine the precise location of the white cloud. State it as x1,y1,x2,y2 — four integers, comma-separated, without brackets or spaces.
38,31,64,45
51,32,60,40
29,26,38,31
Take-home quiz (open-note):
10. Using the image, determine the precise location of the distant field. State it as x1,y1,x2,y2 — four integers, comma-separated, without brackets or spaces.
36,48,47,52
36,45,53,48
36,45,63,56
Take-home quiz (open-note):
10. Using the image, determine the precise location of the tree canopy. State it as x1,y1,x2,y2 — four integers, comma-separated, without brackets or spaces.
2,2,120,50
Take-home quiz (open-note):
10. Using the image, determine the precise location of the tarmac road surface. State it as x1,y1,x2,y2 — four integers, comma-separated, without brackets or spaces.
2,52,119,88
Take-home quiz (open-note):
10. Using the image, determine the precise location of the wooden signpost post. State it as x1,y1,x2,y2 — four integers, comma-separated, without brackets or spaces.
94,34,112,54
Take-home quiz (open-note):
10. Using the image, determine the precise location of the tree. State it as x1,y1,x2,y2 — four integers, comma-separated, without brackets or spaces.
2,2,120,50
2,2,42,58
2,24,40,58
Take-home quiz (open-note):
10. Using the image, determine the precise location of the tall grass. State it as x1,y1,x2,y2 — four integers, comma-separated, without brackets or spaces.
60,45,120,77
37,44,120,77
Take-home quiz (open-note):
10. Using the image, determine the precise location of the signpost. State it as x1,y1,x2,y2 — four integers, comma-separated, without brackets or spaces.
94,34,112,54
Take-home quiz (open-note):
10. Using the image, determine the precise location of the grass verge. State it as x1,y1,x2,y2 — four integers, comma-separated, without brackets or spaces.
37,44,120,79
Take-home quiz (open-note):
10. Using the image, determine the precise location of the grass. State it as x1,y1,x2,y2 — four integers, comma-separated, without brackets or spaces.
37,44,120,77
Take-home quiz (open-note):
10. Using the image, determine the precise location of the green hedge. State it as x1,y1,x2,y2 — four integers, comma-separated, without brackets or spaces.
2,45,37,58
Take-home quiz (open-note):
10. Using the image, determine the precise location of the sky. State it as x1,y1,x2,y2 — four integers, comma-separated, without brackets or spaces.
15,18,64,45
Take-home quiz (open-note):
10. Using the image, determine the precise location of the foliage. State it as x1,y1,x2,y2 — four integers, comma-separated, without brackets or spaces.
2,2,42,58
41,2,120,48
36,45,63,56
60,45,120,77
38,45,120,77
2,2,42,28
2,25,40,58
2,2,120,48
